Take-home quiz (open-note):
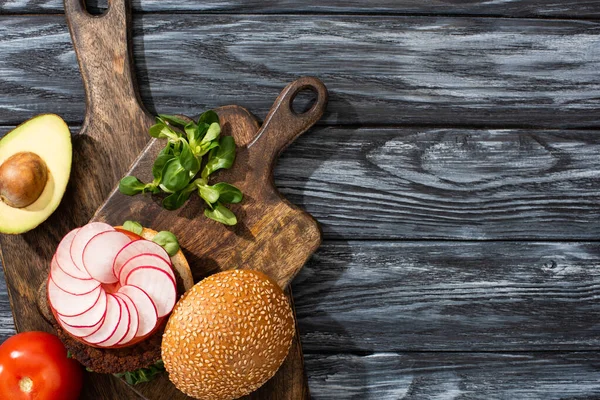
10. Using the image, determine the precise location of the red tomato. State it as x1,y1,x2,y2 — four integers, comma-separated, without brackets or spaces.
0,331,83,400
115,227,143,241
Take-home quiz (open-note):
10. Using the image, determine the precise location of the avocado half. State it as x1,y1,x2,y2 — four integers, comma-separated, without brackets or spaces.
0,114,72,234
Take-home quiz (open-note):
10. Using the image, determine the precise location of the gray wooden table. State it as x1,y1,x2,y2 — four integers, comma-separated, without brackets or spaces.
2,1,600,399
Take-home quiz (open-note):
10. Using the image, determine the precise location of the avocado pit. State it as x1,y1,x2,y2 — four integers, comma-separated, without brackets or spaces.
0,151,48,208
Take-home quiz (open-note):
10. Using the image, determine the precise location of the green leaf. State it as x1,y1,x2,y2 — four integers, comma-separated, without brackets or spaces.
123,221,143,235
152,231,180,256
187,123,208,153
194,139,219,157
179,140,200,172
119,176,146,196
159,114,189,127
151,122,180,141
149,123,165,139
184,121,197,138
198,110,220,126
201,136,236,179
114,360,165,386
159,143,174,157
212,182,243,204
161,158,190,192
204,203,237,226
201,122,221,144
152,153,174,181
162,183,196,210
198,185,220,205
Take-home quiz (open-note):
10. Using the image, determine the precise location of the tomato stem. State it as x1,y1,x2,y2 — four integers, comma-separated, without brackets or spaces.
19,376,33,393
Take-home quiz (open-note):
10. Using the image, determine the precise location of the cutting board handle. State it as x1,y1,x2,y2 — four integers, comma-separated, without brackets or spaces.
64,0,149,127
250,77,328,165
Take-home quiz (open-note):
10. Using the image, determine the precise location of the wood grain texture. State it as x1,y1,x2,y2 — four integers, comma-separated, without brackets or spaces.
304,352,600,399
292,241,600,352
0,268,15,339
2,0,600,18
276,127,600,240
1,15,600,127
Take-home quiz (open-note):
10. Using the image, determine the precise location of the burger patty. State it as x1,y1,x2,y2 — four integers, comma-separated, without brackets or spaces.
37,280,162,374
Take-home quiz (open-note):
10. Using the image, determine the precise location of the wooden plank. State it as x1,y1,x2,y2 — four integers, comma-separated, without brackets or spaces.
276,127,600,240
0,267,15,340
1,16,600,127
4,126,600,241
304,352,600,399
2,0,599,18
291,241,600,351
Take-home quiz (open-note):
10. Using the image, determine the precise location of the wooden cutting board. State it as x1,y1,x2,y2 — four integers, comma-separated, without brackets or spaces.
90,75,327,399
0,0,326,398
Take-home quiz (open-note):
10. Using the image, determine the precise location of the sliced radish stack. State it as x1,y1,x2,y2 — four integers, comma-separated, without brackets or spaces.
119,253,175,286
48,279,102,317
59,315,105,338
50,257,99,295
82,230,131,283
98,296,131,347
114,292,139,345
83,294,122,345
58,289,107,328
118,285,158,337
49,222,179,349
70,222,114,272
125,267,177,318
113,240,170,279
55,228,90,280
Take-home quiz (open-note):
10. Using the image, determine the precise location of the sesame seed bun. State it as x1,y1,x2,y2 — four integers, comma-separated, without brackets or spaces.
162,269,295,400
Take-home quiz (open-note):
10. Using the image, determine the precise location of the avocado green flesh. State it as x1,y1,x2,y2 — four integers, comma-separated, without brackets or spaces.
0,114,72,234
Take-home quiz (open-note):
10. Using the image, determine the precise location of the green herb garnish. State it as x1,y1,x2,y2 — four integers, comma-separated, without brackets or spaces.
114,360,165,385
152,231,180,256
122,220,143,235
119,112,242,225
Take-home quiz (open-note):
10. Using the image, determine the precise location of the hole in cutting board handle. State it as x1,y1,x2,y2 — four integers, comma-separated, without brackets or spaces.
83,0,108,16
290,87,318,115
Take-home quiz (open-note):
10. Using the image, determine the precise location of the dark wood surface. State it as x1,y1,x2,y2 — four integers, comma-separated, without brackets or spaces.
2,1,600,399
2,0,600,18
2,16,600,128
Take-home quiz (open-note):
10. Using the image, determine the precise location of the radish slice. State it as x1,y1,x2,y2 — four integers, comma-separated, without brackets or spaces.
114,292,139,345
98,296,130,347
71,222,114,273
48,279,102,317
125,267,176,318
82,231,131,284
118,285,158,337
59,314,105,338
50,257,99,295
57,289,107,327
119,253,175,286
83,294,121,345
56,228,90,280
113,240,170,279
